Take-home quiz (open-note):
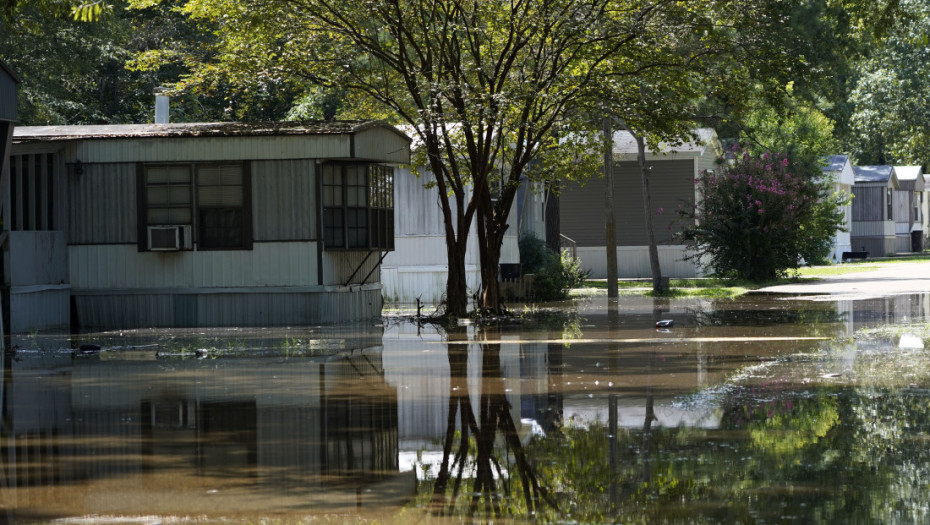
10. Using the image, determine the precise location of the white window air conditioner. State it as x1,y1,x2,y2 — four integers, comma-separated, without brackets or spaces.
147,225,192,251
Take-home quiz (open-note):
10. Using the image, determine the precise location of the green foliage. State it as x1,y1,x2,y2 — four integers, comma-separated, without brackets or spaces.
740,94,840,162
680,148,849,282
519,235,589,301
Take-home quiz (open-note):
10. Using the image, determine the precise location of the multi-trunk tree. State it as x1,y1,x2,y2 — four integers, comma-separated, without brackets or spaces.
126,0,698,317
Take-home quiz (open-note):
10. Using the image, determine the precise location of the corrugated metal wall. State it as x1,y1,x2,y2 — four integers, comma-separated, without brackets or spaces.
851,220,895,238
849,236,895,257
575,246,700,279
852,186,885,221
353,127,411,164
10,289,69,332
560,159,695,247
252,159,317,241
71,159,321,244
70,242,318,288
71,135,352,164
894,189,912,228
69,162,137,244
73,286,382,329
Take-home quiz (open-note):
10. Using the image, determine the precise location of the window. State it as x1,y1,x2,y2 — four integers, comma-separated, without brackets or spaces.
140,162,251,251
915,192,921,222
322,164,394,251
887,188,893,220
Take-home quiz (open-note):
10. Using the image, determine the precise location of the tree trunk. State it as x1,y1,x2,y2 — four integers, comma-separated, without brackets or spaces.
630,127,667,294
445,236,470,317
603,117,619,299
477,209,504,315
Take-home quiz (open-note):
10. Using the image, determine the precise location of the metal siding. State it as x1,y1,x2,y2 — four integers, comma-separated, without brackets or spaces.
73,287,380,329
560,159,695,248
353,127,411,164
894,189,911,227
69,163,137,244
74,135,354,164
393,166,463,236
9,289,69,333
252,159,317,241
559,176,610,247
852,186,885,221
848,237,892,257
896,234,911,253
851,220,895,237
381,265,481,305
69,242,319,289
574,245,701,279
8,231,68,286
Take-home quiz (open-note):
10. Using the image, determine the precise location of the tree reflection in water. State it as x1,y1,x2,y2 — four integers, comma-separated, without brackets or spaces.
428,327,559,519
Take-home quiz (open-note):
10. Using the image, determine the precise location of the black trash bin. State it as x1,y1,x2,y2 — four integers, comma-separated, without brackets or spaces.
911,230,923,252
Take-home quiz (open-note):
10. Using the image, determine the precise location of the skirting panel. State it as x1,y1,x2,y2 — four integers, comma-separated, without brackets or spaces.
73,288,383,330
575,246,703,279
10,288,70,333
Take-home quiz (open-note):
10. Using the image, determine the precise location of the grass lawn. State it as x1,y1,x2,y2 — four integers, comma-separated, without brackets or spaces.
572,256,930,298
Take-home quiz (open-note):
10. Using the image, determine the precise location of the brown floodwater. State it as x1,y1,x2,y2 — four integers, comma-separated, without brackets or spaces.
3,294,930,523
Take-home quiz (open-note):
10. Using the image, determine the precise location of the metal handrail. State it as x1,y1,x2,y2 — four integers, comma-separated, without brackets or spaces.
559,234,577,260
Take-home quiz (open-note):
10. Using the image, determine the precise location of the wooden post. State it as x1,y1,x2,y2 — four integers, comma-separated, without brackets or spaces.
603,118,618,299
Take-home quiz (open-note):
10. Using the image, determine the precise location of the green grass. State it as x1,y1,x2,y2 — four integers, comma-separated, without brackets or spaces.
571,255,930,299
575,278,751,298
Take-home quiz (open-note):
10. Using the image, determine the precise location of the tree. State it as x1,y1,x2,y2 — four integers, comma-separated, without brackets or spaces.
679,148,848,281
124,0,718,317
846,25,930,165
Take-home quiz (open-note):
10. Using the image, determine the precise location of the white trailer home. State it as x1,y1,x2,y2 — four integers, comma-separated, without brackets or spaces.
822,155,856,262
381,166,549,306
8,121,410,331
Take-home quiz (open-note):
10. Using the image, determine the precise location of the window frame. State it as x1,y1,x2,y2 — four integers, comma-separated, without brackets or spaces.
137,161,252,252
321,163,394,252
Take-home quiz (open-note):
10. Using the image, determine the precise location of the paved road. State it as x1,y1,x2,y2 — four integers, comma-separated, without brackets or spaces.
753,261,930,300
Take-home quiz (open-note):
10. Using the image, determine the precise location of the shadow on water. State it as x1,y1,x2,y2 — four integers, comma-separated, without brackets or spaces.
3,293,930,522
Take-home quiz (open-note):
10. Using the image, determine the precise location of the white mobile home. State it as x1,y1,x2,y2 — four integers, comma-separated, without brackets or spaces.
8,121,410,332
822,155,855,261
381,166,549,305
559,128,721,278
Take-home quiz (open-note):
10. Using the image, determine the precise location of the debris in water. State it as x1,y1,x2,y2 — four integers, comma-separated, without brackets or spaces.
656,320,674,329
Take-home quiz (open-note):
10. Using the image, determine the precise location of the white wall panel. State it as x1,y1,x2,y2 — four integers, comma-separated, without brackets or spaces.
575,245,702,279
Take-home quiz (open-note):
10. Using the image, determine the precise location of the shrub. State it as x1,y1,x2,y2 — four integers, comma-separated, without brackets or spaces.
519,235,590,300
678,147,849,282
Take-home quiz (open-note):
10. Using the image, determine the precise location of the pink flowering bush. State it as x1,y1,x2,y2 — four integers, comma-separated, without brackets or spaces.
679,147,847,282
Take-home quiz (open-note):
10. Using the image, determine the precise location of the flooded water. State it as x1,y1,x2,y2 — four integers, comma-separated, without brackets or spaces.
3,294,930,523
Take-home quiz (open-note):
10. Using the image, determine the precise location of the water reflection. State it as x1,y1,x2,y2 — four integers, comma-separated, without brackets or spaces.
2,294,930,522
1,328,410,520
